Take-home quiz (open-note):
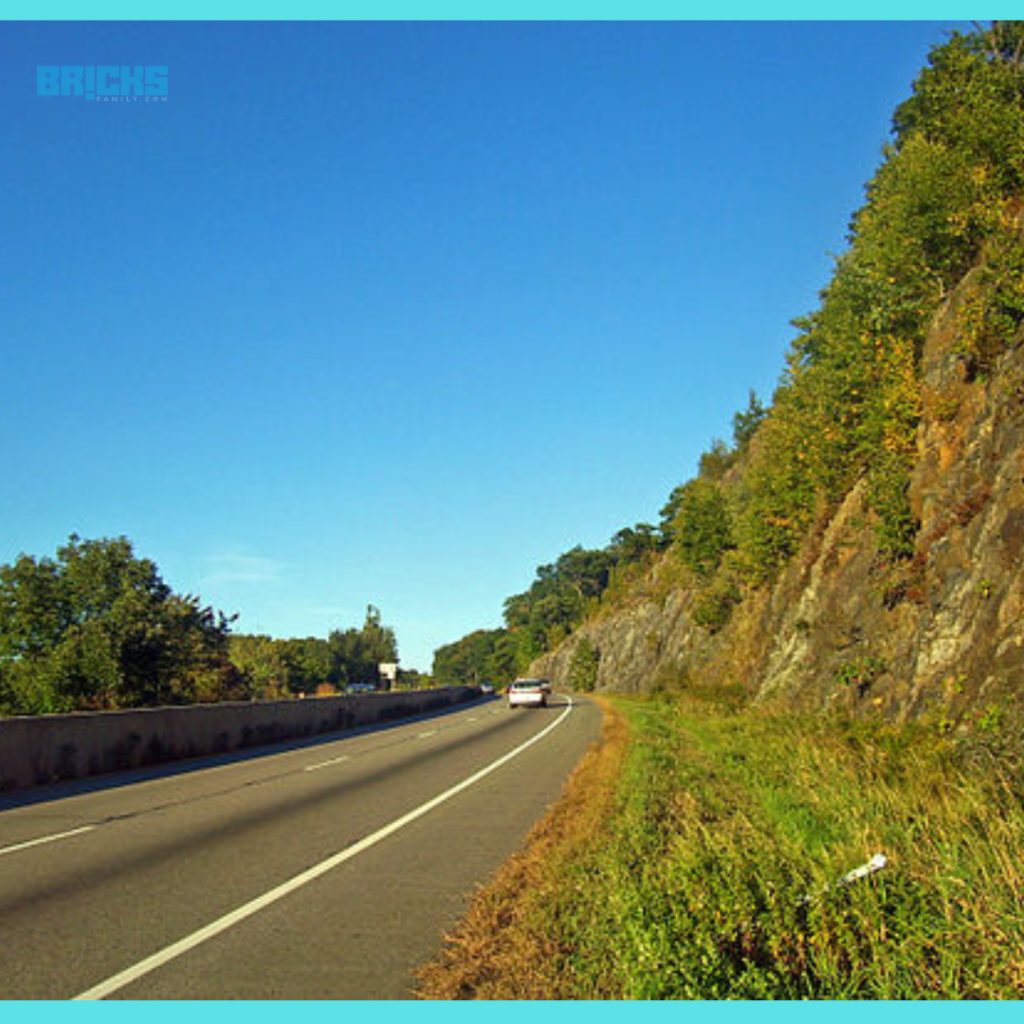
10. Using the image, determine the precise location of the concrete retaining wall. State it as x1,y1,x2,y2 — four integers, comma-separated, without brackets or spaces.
0,687,478,792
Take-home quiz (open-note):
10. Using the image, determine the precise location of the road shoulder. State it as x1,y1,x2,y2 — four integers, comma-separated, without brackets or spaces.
414,694,627,999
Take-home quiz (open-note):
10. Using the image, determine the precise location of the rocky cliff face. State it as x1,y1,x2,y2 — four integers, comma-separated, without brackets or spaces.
532,275,1024,728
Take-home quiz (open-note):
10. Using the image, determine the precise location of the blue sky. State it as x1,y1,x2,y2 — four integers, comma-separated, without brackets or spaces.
1,20,967,669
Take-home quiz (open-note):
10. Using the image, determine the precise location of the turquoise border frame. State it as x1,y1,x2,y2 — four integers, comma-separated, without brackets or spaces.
5,5,1012,1021
0,3,1006,21
11,997,1022,1015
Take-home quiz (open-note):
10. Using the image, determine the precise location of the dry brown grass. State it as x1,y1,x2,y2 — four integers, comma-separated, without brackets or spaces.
414,695,629,999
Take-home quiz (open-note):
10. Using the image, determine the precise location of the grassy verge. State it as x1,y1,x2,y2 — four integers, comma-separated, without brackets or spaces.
415,695,629,998
418,691,1024,999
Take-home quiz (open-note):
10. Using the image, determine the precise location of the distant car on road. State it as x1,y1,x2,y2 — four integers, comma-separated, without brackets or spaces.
345,683,377,694
508,678,548,709
479,683,496,696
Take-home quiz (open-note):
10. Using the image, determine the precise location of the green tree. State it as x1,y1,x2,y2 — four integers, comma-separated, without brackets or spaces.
568,638,600,692
229,634,290,698
673,480,735,577
732,390,767,449
697,439,736,482
433,628,507,684
0,536,238,715
609,524,661,564
325,605,399,687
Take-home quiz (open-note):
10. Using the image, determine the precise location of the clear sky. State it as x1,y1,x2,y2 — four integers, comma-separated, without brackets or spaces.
1,20,966,670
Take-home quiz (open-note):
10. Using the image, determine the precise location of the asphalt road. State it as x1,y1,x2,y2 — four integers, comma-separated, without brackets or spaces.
0,692,601,999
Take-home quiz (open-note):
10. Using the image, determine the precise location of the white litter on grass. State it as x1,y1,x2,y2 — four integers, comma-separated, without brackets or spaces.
837,852,888,887
799,853,888,906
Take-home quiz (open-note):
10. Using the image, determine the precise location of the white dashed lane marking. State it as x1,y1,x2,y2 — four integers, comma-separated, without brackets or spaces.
0,825,97,858
303,755,350,773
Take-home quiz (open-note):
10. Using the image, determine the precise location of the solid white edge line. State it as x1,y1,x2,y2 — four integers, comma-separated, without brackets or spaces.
0,825,97,858
73,694,576,1001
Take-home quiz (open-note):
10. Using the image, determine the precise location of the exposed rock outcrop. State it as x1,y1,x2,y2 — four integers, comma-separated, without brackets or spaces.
532,279,1024,728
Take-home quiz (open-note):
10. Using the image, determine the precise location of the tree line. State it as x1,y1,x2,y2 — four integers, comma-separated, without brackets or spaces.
431,392,765,686
228,606,399,699
0,534,400,716
434,22,1024,685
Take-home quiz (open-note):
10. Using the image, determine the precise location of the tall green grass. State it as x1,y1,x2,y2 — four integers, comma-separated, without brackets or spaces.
528,694,1024,998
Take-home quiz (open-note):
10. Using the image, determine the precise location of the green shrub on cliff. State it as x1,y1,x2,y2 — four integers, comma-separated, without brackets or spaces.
735,22,1024,578
672,479,735,578
569,638,600,693
439,22,1024,668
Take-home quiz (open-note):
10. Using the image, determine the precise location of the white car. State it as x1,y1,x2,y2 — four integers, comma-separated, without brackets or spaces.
508,679,548,708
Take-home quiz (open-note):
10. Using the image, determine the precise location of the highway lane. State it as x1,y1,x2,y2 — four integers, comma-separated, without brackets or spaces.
0,692,601,999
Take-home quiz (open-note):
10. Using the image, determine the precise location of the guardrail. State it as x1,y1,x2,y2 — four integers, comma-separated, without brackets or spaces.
0,687,479,792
